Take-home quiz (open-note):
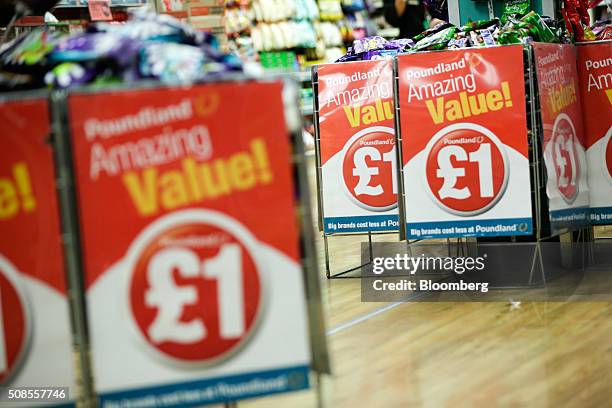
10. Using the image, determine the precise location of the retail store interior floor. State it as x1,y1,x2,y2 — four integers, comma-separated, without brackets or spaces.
239,156,612,408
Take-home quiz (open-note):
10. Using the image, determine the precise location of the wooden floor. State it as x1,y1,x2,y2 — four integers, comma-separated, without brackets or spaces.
241,157,612,408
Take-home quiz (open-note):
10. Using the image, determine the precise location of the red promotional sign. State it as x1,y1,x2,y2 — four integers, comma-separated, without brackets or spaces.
396,45,533,239
316,60,399,233
0,97,74,389
577,41,612,224
67,81,311,405
578,42,612,151
533,43,590,232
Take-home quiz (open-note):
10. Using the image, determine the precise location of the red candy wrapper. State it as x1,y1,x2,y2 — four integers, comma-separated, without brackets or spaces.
563,0,596,41
597,25,612,40
576,0,590,26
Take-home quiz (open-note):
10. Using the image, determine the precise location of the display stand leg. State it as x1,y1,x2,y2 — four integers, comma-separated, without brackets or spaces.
403,239,453,277
368,230,373,261
527,243,546,286
324,234,331,279
405,238,414,260
51,91,97,407
579,229,585,271
584,227,593,269
588,226,596,265
224,402,237,408
315,372,325,408
526,46,546,290
455,238,469,257
324,231,379,279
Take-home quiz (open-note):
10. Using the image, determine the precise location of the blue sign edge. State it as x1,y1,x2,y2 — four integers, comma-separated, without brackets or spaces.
323,214,400,233
405,218,533,239
97,364,310,407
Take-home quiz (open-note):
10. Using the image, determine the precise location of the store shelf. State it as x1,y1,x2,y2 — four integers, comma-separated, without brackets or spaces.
54,1,145,8
294,70,312,82
301,105,314,116
265,70,312,83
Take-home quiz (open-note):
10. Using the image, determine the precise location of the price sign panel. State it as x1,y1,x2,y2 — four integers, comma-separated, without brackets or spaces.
396,45,533,239
316,60,400,233
534,43,590,234
577,41,612,225
0,97,76,398
67,82,311,406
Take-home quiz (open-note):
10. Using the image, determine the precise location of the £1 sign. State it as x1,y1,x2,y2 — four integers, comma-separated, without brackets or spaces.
341,127,398,211
0,256,28,384
425,124,508,216
129,214,262,365
552,114,580,203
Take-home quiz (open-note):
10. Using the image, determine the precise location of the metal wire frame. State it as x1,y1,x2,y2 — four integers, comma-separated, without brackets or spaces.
311,63,402,280
46,75,331,406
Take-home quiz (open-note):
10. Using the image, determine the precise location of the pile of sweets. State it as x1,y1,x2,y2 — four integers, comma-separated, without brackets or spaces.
336,7,562,62
586,0,611,40
590,19,612,41
335,36,414,61
563,0,612,41
561,0,595,40
0,8,243,91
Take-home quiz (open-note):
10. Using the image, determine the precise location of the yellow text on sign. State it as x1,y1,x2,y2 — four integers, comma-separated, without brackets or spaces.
548,82,577,114
0,162,36,220
425,82,514,125
123,138,274,217
343,99,393,128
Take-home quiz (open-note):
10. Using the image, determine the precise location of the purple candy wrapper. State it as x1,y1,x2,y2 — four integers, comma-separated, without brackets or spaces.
335,53,361,62
0,8,242,90
51,32,140,67
353,36,387,53
448,38,469,48
480,29,496,46
388,38,415,50
139,41,207,83
363,49,399,60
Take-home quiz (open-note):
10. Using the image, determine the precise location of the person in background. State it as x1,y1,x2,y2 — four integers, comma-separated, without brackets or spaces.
383,0,426,39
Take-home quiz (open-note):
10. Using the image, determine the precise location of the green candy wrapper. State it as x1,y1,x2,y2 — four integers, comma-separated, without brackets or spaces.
461,19,500,33
498,16,529,43
498,28,531,44
521,11,557,42
411,27,457,52
502,0,530,22
412,23,454,42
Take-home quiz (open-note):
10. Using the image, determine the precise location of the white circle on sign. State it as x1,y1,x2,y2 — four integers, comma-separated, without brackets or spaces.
122,209,268,369
338,126,398,212
600,126,612,187
551,113,580,204
422,122,510,217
